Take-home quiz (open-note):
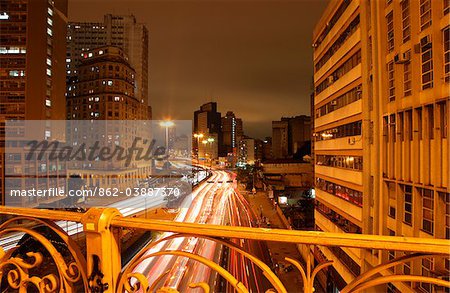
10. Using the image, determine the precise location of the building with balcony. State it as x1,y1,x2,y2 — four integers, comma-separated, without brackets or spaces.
67,14,149,113
0,0,68,205
313,0,449,292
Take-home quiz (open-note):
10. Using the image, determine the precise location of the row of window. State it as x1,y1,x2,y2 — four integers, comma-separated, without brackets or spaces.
315,50,361,95
390,184,449,237
383,102,448,143
316,154,363,171
328,246,361,277
316,177,363,207
316,200,362,233
315,15,360,72
315,85,362,118
445,26,450,82
387,27,449,103
314,0,351,48
316,120,362,141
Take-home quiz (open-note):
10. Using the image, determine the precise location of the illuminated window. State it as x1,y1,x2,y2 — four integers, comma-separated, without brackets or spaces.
45,99,51,107
47,17,52,26
107,80,113,86
46,58,51,66
46,68,52,76
47,27,52,36
48,7,53,16
0,12,9,20
114,96,120,101
9,70,25,77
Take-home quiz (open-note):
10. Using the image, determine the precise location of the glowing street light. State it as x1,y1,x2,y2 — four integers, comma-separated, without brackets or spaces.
193,133,204,162
159,120,174,151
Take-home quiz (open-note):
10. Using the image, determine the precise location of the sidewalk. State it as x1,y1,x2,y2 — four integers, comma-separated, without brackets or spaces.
244,190,305,292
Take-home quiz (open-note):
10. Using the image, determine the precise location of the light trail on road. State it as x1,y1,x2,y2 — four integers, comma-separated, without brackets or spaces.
132,170,271,292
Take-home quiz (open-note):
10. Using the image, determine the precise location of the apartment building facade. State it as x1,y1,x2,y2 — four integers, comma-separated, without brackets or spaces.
66,46,150,189
313,0,449,292
67,14,149,115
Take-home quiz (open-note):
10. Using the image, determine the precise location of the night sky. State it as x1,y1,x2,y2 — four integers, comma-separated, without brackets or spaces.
69,0,327,139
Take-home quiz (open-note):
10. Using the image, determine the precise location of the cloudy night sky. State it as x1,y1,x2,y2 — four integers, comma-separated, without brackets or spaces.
69,0,327,139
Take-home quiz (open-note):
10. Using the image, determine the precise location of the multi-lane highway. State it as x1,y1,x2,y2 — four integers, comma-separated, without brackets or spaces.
1,169,272,292
133,170,271,292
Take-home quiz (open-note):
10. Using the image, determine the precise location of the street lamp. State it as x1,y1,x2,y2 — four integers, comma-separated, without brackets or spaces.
159,120,174,151
204,137,215,167
193,133,204,162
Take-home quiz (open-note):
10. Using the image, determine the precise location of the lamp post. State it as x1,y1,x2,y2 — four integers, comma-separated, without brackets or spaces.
202,137,215,168
193,133,204,163
159,120,174,153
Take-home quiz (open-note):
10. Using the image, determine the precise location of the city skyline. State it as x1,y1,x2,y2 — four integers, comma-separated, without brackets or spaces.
0,0,448,292
69,0,327,139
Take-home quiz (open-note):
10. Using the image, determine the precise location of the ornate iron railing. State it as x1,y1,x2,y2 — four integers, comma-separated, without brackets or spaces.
0,206,449,292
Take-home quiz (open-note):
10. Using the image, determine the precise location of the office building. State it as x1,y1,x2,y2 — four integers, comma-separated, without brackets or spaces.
272,120,289,159
238,137,256,166
193,102,222,161
0,0,69,205
262,137,273,161
221,111,244,156
272,115,311,159
67,14,149,113
286,115,312,156
313,0,449,292
66,46,150,188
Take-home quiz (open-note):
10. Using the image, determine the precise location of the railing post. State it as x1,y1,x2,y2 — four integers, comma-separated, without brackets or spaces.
82,207,122,292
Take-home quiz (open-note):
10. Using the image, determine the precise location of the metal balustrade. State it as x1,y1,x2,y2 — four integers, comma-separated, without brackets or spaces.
0,206,449,292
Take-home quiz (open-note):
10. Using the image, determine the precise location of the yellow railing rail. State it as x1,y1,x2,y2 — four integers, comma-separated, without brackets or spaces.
1,206,449,254
1,206,449,293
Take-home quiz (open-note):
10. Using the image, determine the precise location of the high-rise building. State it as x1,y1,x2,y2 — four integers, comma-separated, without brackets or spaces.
313,0,449,291
67,46,146,120
0,0,69,205
262,137,273,161
221,111,244,156
285,115,311,156
66,46,150,188
67,14,149,113
272,116,311,159
238,137,255,166
272,120,289,159
193,102,222,161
